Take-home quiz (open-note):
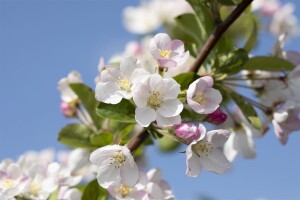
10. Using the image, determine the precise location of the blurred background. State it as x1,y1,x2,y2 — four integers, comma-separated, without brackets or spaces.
0,0,300,199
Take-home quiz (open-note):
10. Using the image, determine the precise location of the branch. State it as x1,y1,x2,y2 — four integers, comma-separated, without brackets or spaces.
189,0,253,73
127,129,149,152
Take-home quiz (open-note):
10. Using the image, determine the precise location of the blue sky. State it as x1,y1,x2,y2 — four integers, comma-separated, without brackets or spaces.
0,0,299,199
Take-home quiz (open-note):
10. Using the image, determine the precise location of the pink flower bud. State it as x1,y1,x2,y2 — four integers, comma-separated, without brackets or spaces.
60,102,77,117
175,123,201,143
207,108,227,125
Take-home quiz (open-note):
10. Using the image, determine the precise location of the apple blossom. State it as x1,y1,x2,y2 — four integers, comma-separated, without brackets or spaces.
187,76,222,114
57,71,82,104
149,33,189,68
90,145,139,189
186,126,230,176
0,163,29,199
95,57,150,104
133,74,183,127
58,186,82,200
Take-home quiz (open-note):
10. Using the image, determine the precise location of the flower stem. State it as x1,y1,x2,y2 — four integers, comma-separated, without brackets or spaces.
127,129,149,153
189,0,253,73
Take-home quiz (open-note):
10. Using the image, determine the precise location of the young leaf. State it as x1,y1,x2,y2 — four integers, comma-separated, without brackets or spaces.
70,83,102,128
230,92,262,130
244,15,258,52
58,123,94,149
96,99,136,123
82,179,108,200
181,108,206,123
90,132,113,147
173,72,200,90
158,136,181,152
242,56,295,71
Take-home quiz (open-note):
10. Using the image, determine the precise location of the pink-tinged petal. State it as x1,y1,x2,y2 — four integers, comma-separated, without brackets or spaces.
207,129,230,148
101,67,121,82
186,142,202,177
157,99,183,117
95,82,122,104
272,119,288,145
146,182,164,199
149,38,160,59
7,163,21,179
200,76,214,88
120,159,139,187
135,107,156,127
153,33,171,50
187,98,206,114
161,78,181,99
200,148,230,174
149,74,164,91
157,58,177,68
156,113,181,127
171,51,190,66
223,133,238,162
170,40,184,54
120,57,139,77
97,166,121,188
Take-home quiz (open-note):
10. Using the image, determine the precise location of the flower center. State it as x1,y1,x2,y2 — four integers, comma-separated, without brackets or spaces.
147,91,163,110
193,141,213,157
192,93,206,105
117,78,132,92
117,184,133,198
109,150,126,168
29,181,40,197
2,179,14,189
159,49,172,59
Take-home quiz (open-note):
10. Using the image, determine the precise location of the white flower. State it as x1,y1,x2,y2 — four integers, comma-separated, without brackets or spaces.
0,163,29,199
149,33,189,68
57,71,82,103
187,76,222,114
186,126,230,176
133,74,183,127
146,168,174,200
90,145,139,189
95,57,150,104
58,186,82,200
270,3,299,37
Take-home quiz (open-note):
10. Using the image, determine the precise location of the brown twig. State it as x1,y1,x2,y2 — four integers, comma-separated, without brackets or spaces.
127,129,149,152
189,0,253,73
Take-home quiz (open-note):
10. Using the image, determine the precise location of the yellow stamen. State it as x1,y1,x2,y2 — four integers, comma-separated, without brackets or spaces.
147,91,163,110
110,150,126,168
192,93,206,105
2,179,14,189
159,49,172,59
117,78,132,92
29,181,40,197
117,184,133,198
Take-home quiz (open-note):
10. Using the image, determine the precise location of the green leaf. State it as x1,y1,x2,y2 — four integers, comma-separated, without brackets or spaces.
158,136,181,152
70,83,102,128
48,190,58,200
243,15,258,52
146,127,163,139
82,179,108,200
97,99,136,123
216,49,249,75
58,123,94,149
175,14,203,44
181,108,206,123
90,132,113,147
173,72,200,90
230,92,262,130
242,56,295,71
220,0,237,5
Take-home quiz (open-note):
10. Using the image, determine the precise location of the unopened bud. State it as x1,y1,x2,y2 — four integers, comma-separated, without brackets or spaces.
60,102,77,117
175,123,200,143
207,108,227,125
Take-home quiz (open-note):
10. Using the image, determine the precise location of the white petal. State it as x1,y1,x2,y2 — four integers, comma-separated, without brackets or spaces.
146,182,164,199
63,188,82,200
157,99,183,117
223,134,238,162
135,107,156,127
131,68,150,86
90,145,122,166
234,131,256,159
161,78,181,99
156,113,181,127
153,33,171,50
120,57,139,77
186,142,202,177
120,160,139,187
97,165,121,188
200,148,230,174
95,82,122,104
149,74,164,92
133,83,150,107
147,168,162,183
207,129,230,147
